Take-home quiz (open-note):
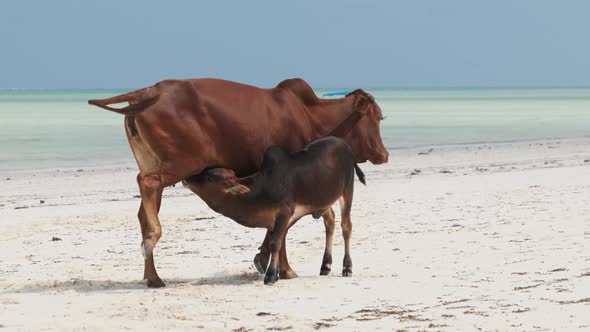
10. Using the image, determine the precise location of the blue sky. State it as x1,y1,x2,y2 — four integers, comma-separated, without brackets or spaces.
1,0,589,89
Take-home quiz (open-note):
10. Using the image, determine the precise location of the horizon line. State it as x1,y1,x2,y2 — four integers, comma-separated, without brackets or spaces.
2,84,590,91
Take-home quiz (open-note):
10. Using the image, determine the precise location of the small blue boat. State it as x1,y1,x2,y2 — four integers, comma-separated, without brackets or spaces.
322,90,352,97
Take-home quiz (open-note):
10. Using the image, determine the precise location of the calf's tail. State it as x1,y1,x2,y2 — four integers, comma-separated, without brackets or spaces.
354,163,366,185
88,86,160,116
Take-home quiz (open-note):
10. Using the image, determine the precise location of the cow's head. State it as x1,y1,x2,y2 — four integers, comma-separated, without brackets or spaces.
342,89,389,164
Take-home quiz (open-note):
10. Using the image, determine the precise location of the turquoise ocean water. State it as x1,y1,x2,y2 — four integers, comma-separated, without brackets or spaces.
1,88,590,171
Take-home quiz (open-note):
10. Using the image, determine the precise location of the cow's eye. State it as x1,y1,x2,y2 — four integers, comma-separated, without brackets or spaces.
379,115,386,120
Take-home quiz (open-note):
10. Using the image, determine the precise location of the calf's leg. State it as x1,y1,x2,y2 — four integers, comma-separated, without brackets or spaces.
320,207,336,275
264,209,292,285
254,232,271,274
255,232,293,277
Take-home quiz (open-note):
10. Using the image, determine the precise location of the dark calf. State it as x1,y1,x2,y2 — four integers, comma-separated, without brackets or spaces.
183,136,365,284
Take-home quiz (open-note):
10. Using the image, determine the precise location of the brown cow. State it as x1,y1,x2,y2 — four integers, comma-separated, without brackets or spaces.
88,78,388,287
182,136,365,284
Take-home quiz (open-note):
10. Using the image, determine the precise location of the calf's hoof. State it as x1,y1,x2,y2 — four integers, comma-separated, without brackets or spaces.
320,254,332,276
264,272,279,285
279,269,298,280
146,277,166,288
253,253,270,274
342,268,353,277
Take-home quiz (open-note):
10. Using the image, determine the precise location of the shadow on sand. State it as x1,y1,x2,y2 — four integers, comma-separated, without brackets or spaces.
2,271,262,294
190,271,261,286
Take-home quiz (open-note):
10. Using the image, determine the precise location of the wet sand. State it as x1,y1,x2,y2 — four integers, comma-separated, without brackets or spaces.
1,138,589,331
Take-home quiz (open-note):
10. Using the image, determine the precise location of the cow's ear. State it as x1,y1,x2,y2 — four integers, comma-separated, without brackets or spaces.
354,93,373,114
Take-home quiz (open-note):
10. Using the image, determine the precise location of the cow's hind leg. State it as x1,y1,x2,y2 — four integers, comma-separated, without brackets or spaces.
138,201,159,281
278,233,298,279
137,173,166,288
340,191,353,277
320,207,336,275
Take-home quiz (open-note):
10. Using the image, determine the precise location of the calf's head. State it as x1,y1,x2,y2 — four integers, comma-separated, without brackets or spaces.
342,89,389,164
183,168,250,197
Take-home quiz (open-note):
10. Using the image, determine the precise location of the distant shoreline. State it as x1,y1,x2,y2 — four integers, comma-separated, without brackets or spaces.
3,136,589,175
3,85,590,91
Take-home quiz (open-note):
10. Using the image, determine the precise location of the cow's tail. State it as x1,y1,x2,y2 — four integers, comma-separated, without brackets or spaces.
354,163,366,185
88,86,160,116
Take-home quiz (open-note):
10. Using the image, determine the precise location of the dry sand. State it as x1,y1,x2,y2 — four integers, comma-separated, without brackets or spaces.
1,138,589,331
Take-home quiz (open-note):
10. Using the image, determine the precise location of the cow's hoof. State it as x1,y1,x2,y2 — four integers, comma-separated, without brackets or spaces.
253,253,269,274
320,268,331,276
264,272,279,285
342,268,352,277
147,277,166,288
279,269,298,280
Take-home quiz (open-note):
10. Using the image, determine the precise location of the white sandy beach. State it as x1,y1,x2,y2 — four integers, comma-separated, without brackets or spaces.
1,138,589,331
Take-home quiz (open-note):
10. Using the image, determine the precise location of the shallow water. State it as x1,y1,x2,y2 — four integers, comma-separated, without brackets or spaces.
367,87,590,148
1,87,589,171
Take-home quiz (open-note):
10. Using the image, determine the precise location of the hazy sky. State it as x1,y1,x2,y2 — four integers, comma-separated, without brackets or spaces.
1,1,589,89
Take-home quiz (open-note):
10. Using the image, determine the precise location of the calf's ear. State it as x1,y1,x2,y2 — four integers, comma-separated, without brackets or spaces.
224,184,251,195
